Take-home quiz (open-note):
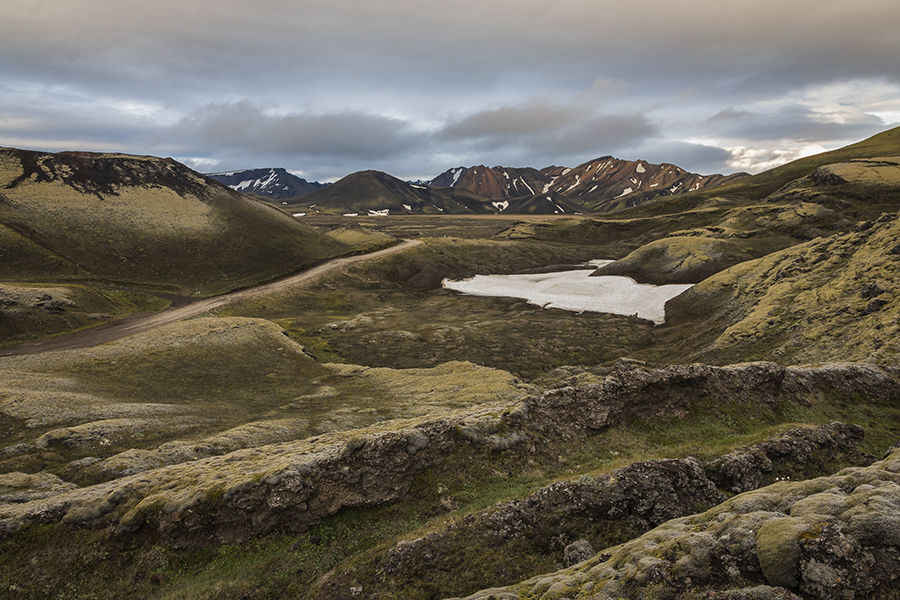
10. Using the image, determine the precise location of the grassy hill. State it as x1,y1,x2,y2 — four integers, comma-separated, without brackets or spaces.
0,148,349,296
631,124,900,216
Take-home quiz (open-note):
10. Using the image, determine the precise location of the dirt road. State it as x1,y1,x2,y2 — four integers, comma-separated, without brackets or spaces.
0,239,422,356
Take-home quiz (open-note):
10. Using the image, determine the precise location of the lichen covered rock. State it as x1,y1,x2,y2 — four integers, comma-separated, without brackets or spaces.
453,445,900,600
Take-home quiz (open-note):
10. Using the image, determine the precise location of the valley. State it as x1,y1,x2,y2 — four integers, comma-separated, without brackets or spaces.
1,126,900,599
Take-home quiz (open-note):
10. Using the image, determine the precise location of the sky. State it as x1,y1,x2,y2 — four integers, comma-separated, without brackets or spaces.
2,0,899,182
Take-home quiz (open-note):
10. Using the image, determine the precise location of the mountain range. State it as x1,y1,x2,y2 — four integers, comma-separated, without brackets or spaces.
429,157,747,211
205,167,326,201
208,157,747,215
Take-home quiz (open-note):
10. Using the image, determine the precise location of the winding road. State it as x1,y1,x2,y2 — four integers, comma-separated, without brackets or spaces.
0,239,422,356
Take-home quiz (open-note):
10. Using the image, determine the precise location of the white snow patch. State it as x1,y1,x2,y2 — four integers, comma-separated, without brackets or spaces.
636,163,646,174
616,187,633,198
368,209,390,216
520,179,535,195
562,168,572,175
343,213,359,217
443,264,692,324
650,183,658,188
292,213,307,217
492,200,510,211
589,185,598,193
410,184,426,189
403,204,412,211
452,168,464,185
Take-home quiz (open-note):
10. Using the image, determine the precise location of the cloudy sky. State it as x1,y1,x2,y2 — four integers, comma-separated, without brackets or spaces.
3,1,899,182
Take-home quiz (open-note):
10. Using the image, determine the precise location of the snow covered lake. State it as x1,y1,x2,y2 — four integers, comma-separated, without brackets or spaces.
442,261,694,325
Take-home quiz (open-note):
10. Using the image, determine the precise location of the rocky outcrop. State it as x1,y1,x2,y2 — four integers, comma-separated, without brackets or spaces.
320,423,868,600
453,442,900,600
1,362,896,549
705,422,870,493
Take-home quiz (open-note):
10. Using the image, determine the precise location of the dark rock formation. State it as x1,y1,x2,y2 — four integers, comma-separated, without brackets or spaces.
454,443,900,600
705,422,871,493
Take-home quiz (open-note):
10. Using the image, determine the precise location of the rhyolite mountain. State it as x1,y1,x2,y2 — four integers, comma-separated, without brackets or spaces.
0,148,348,295
205,167,325,201
290,169,501,215
430,157,748,212
223,156,747,216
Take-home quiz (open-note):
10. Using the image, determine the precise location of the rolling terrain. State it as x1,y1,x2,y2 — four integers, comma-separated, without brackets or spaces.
2,125,900,600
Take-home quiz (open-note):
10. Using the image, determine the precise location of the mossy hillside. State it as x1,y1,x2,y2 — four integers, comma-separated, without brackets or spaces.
322,226,397,253
623,124,900,220
665,213,900,365
591,236,759,284
0,224,85,282
0,317,534,483
0,148,349,295
762,157,900,222
0,283,170,346
589,200,853,285
493,199,841,284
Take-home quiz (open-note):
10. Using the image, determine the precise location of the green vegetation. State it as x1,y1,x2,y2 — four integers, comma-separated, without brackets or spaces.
0,148,350,296
0,284,170,347
3,128,900,599
2,382,895,599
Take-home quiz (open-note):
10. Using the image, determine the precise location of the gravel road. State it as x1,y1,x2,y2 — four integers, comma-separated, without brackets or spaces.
0,239,422,356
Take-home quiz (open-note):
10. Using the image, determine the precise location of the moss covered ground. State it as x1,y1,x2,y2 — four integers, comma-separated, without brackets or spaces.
4,128,900,599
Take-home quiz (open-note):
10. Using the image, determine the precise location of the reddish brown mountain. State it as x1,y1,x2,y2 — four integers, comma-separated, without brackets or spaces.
430,157,747,212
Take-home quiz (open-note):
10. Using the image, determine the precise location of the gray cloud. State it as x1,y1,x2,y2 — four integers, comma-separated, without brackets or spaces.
169,102,425,160
2,0,899,179
437,102,657,164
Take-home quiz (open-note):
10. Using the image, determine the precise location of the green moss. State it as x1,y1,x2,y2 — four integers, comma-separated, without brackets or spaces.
756,516,816,588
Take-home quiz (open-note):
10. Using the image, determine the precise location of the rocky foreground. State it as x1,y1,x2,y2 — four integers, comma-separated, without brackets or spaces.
2,361,900,599
453,437,900,600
